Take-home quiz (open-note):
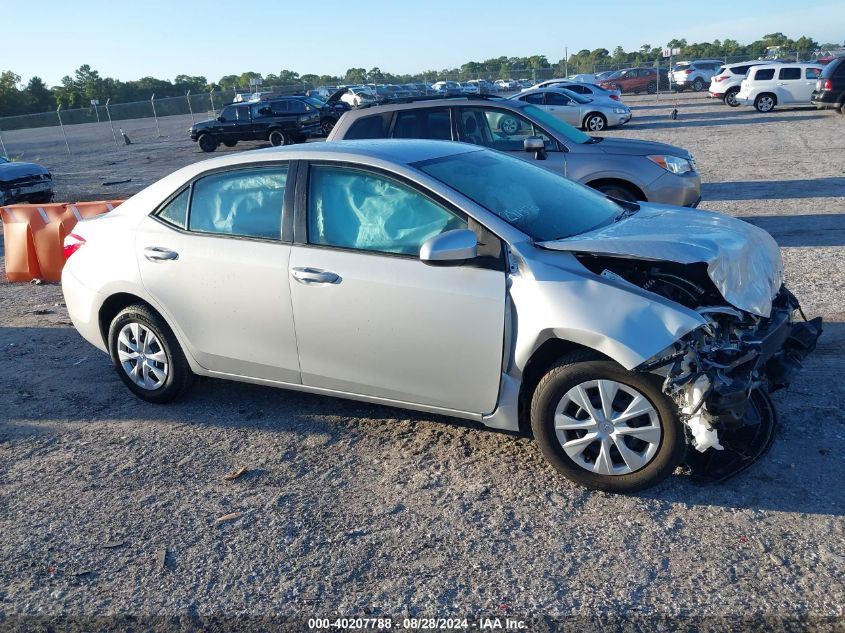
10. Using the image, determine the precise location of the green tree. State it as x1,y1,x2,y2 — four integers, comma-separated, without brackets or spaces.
24,76,53,111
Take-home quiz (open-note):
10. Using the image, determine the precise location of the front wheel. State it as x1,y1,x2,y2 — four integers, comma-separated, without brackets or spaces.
530,354,685,493
755,94,775,112
498,115,521,135
268,129,288,146
108,304,194,404
593,182,638,202
724,88,740,107
582,113,607,132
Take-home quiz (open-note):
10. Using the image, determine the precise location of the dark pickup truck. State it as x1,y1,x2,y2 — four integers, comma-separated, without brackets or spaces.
189,98,321,152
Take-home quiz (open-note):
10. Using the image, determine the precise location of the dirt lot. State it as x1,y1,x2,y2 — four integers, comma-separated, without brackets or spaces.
1,95,844,631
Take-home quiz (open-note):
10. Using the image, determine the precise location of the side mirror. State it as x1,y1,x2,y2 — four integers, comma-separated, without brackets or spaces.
217,116,224,122
524,136,547,161
420,229,477,265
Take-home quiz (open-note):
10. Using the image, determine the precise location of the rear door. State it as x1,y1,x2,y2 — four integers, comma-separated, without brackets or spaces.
543,92,581,126
136,163,301,383
287,162,506,413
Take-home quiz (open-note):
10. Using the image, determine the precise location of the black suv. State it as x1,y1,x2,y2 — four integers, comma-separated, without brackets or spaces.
811,56,845,114
189,98,321,152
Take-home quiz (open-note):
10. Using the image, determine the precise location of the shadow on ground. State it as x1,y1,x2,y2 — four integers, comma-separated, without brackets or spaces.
2,321,844,517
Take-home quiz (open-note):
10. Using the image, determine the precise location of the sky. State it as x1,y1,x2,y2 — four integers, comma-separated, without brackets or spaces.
3,0,843,86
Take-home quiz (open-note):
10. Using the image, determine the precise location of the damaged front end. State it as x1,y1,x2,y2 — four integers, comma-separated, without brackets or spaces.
639,287,822,480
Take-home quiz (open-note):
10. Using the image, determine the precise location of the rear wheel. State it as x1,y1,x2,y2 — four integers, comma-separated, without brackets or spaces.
197,133,217,153
593,182,638,202
692,77,705,91
108,304,194,404
583,113,607,131
755,93,776,112
268,129,288,146
647,81,657,94
530,354,685,493
724,88,740,107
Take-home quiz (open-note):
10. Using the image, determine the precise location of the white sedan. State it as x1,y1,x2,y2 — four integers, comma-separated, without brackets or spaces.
510,88,632,131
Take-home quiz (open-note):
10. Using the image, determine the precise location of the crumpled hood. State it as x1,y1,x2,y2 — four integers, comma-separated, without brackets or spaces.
0,161,50,183
538,204,784,317
594,137,690,158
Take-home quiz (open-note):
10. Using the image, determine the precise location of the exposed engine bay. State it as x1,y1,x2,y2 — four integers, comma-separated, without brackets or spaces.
577,254,823,479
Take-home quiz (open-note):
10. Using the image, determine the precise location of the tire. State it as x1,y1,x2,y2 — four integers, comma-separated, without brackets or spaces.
222,140,237,147
647,81,657,94
498,115,521,135
582,113,607,132
692,77,705,91
593,182,638,202
676,85,686,93
197,133,217,153
108,304,194,404
321,117,337,136
754,93,776,113
28,192,53,204
530,353,685,493
268,129,287,146
724,88,740,107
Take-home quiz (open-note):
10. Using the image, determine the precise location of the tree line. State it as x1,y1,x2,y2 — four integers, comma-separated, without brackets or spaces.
1,32,840,118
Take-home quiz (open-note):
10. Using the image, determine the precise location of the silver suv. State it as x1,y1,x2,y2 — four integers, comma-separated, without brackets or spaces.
61,141,820,492
672,60,723,92
328,97,701,207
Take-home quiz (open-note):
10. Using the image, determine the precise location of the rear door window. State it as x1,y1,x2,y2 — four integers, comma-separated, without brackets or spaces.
392,108,452,140
344,113,392,139
779,67,801,80
545,92,571,105
188,167,288,240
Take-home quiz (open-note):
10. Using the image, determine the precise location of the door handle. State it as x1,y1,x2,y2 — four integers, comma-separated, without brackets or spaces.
144,246,179,261
291,267,340,284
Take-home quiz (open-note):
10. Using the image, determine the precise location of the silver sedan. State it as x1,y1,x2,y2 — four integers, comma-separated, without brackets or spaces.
511,87,632,131
61,140,819,493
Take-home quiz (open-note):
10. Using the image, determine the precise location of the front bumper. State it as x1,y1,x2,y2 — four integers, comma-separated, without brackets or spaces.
644,170,702,208
0,180,53,204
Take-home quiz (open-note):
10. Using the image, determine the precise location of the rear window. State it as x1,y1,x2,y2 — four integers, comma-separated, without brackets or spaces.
753,68,775,81
779,67,801,80
343,113,392,139
820,58,845,78
731,65,751,75
715,66,726,75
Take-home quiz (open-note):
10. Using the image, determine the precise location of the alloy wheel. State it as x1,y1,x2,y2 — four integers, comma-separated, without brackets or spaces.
554,379,662,475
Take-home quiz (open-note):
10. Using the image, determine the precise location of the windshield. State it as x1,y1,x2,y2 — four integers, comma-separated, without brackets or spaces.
415,150,621,240
521,105,592,144
0,156,7,164
606,71,622,79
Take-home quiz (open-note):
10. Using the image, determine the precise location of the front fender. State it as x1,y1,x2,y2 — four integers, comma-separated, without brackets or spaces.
508,249,706,373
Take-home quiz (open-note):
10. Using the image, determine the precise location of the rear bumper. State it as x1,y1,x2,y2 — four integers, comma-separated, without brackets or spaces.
61,265,108,353
811,91,840,108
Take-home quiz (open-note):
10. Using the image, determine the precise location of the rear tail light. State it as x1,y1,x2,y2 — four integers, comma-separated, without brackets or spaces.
63,233,86,260
684,69,694,74
714,76,728,82
822,79,833,91
610,94,620,101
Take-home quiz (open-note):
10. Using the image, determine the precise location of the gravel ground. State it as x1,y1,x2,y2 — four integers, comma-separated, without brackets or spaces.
1,95,844,632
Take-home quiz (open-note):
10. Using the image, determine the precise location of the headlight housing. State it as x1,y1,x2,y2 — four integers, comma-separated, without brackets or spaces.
647,154,694,175
613,107,629,114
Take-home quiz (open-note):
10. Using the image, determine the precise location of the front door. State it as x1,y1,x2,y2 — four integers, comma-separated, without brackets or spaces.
288,163,506,414
136,164,301,383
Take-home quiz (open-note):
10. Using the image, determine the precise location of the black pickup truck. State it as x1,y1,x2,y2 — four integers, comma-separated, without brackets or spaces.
189,98,321,152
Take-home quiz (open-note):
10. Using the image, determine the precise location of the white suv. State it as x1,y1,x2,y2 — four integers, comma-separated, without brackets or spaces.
671,60,723,92
708,61,767,106
736,63,824,112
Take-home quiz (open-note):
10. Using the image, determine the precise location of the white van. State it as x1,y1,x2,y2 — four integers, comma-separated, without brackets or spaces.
736,63,824,112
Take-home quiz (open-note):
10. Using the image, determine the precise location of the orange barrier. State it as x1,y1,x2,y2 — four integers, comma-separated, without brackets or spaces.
1,200,126,282
66,200,123,220
0,207,42,282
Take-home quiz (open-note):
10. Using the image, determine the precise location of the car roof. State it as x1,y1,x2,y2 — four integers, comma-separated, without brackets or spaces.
752,62,823,69
341,96,529,116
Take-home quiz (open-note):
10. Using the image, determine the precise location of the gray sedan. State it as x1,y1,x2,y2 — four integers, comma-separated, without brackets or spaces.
62,140,820,493
511,87,632,131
